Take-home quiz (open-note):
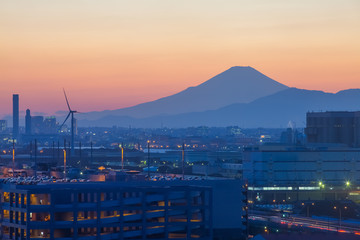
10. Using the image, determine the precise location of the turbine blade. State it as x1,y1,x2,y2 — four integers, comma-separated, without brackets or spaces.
59,112,71,130
63,88,72,111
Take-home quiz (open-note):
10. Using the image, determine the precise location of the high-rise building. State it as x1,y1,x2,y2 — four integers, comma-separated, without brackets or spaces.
12,94,19,139
25,109,32,135
0,120,7,133
43,116,57,134
31,116,44,134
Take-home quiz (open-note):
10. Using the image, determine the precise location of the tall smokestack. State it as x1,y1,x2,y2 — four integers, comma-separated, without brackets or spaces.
25,109,32,135
13,94,19,140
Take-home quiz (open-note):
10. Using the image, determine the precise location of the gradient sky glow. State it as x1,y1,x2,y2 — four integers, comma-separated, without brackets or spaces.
1,0,359,117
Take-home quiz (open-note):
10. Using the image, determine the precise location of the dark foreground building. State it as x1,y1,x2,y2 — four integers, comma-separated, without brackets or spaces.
0,179,246,240
0,182,212,240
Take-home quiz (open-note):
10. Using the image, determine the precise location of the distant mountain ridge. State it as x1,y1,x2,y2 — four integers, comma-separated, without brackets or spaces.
75,66,360,128
78,88,360,128
78,66,288,121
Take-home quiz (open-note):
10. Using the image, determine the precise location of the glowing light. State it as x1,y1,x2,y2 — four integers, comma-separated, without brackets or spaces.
98,166,105,171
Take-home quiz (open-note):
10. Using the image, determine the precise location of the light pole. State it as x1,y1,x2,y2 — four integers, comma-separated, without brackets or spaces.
307,205,309,218
147,140,150,178
12,140,15,177
335,206,342,230
63,149,67,180
334,206,346,230
34,139,37,177
121,143,124,172
182,143,185,180
63,139,66,179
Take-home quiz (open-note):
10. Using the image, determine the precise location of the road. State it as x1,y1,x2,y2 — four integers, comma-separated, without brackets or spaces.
249,210,360,236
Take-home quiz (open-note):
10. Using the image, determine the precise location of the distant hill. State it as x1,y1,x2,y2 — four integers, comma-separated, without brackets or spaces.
78,88,360,128
78,66,288,121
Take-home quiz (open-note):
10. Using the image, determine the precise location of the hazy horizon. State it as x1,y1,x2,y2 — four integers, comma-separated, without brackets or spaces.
1,0,359,117
1,66,360,119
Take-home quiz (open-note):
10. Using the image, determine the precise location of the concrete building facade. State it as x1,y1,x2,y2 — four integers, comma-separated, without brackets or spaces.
0,182,212,240
243,145,360,187
305,111,360,147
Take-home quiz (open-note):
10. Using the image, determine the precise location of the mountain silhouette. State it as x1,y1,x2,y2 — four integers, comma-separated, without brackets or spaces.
78,66,288,121
79,88,360,128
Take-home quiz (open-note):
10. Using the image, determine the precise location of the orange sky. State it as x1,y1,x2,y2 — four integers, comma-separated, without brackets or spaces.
1,0,359,117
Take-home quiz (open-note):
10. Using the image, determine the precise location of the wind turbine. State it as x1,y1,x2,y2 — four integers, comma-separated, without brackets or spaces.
60,89,78,155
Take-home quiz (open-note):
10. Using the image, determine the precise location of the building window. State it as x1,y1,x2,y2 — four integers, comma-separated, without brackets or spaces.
77,211,97,220
54,211,73,221
30,229,50,238
30,193,50,205
54,228,73,238
77,227,97,237
3,192,10,203
31,212,51,222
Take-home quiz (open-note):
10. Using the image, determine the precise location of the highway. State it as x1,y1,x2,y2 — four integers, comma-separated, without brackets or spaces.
249,211,360,236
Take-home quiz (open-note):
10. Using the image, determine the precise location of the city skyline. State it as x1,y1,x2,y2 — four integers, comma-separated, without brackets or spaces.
1,0,359,117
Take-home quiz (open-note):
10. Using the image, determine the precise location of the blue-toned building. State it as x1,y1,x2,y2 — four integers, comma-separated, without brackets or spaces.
243,144,360,187
0,182,212,240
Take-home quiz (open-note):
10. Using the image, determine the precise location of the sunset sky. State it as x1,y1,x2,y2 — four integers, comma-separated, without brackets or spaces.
1,0,359,117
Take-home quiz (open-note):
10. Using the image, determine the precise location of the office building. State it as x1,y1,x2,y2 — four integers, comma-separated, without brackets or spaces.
25,109,31,135
12,94,19,139
305,111,360,147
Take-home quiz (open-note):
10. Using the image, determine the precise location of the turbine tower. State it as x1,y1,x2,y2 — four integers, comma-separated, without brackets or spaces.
60,89,78,155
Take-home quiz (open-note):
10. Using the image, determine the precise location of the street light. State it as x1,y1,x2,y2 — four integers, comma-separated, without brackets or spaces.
147,140,150,178
306,203,314,217
120,143,124,172
333,206,347,230
12,140,15,177
63,149,67,180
